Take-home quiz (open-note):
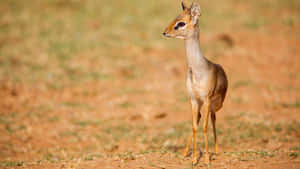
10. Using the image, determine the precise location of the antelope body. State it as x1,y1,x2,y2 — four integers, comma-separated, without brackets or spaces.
163,2,228,164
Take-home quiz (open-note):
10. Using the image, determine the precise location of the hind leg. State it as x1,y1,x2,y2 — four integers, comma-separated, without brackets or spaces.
211,112,218,154
202,99,211,164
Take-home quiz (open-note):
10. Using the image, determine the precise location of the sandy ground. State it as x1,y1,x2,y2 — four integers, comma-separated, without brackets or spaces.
0,1,300,168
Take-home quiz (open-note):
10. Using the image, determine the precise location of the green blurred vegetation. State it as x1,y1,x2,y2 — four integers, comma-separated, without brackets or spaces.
0,0,299,87
0,0,299,167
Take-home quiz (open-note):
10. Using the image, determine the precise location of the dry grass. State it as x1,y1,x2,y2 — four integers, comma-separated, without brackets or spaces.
0,0,300,168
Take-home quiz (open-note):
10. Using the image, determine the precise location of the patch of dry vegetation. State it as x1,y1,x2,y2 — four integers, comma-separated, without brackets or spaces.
0,0,299,168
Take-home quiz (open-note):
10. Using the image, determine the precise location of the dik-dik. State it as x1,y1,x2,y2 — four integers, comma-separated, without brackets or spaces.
163,2,228,164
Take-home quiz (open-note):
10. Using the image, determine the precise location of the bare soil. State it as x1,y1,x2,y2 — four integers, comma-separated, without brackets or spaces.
0,0,300,168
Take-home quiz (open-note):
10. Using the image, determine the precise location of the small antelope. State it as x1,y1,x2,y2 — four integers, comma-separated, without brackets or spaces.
163,2,228,164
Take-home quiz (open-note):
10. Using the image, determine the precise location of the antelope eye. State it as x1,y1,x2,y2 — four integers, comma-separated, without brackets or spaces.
174,22,186,30
177,22,186,27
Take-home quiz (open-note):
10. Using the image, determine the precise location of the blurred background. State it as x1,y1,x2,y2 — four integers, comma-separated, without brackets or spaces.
0,0,299,168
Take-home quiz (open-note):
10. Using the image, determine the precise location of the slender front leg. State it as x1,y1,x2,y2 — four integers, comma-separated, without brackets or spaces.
183,105,201,157
202,99,211,164
211,112,218,154
183,132,193,157
190,99,199,164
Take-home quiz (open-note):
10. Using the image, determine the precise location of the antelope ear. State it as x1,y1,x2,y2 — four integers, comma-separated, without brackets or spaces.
190,2,201,25
181,1,186,11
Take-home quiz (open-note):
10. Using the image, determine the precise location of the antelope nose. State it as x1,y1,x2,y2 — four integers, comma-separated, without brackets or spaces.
162,32,166,36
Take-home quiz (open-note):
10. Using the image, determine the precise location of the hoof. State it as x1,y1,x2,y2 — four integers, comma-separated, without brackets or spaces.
215,145,219,154
204,154,210,164
183,150,191,157
183,149,188,157
192,157,198,165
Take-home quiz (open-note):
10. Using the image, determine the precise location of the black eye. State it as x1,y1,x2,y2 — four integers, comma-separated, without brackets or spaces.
177,22,186,27
174,22,186,30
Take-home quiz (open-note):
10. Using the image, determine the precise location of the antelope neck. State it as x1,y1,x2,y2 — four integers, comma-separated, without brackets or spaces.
184,29,209,73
